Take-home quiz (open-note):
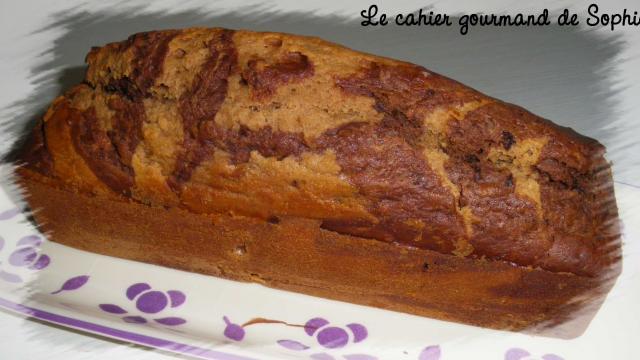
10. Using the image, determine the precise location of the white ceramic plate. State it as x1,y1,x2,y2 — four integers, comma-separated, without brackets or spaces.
0,163,639,360
1,1,639,358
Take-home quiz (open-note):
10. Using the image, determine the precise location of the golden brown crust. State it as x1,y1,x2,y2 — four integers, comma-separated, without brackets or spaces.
17,172,617,337
15,27,621,332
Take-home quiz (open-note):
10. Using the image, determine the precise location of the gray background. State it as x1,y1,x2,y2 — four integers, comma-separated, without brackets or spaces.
1,2,638,359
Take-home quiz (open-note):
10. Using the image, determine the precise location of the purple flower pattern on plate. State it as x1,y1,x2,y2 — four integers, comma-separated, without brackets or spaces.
505,347,564,360
303,317,367,349
99,283,187,326
51,275,90,294
419,345,442,360
223,316,387,359
223,316,246,341
0,207,20,220
0,234,50,283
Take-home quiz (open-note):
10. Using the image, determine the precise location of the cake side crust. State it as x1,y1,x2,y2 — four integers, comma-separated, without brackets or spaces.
17,168,618,338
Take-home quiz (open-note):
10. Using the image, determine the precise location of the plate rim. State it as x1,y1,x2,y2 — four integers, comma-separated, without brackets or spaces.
0,295,257,360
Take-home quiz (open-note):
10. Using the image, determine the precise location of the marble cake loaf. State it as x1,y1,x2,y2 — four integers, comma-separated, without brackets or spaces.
15,27,620,336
